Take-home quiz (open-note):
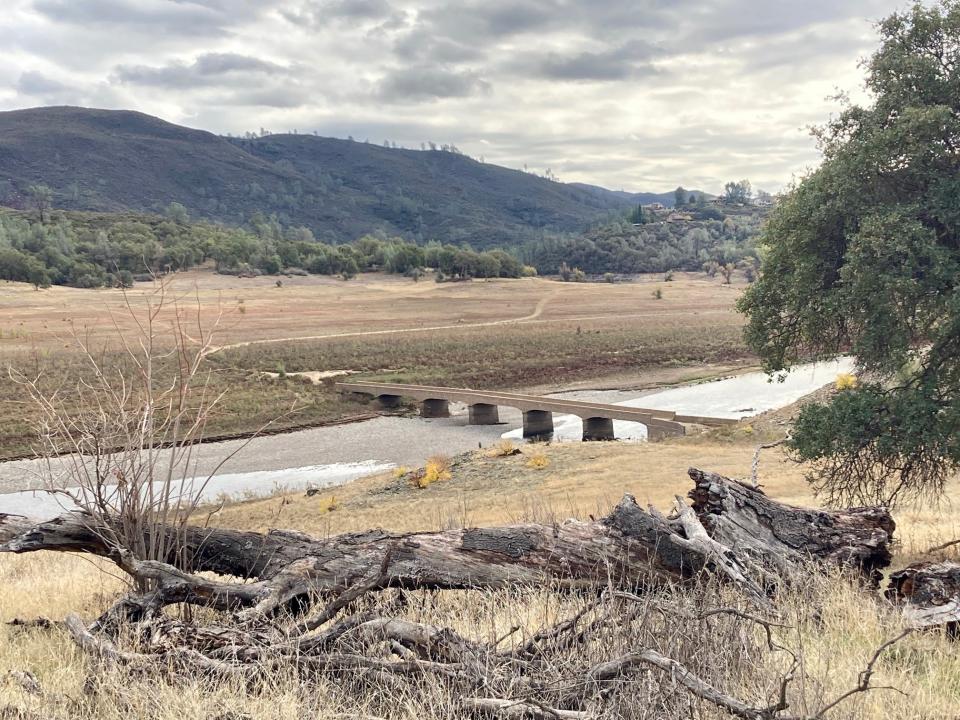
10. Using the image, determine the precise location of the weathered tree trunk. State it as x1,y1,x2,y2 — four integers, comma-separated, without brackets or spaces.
0,470,895,622
688,468,895,585
887,561,960,631
0,491,767,620
0,471,905,719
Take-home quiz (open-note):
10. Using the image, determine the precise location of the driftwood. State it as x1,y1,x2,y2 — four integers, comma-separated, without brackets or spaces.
887,561,960,631
0,470,896,626
0,468,906,719
688,468,895,584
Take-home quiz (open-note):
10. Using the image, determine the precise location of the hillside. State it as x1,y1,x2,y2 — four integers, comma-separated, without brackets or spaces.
0,106,683,248
568,183,688,207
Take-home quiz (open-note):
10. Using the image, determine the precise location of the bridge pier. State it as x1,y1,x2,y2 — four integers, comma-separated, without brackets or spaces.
583,417,615,441
468,403,500,425
373,394,402,410
420,398,450,418
522,410,554,440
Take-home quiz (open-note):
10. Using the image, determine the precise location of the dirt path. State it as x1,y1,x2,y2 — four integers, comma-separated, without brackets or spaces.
210,289,561,353
208,290,731,354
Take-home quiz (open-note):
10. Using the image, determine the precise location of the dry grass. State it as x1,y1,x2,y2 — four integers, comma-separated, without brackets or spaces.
0,271,743,352
524,447,550,469
2,438,960,718
0,272,750,459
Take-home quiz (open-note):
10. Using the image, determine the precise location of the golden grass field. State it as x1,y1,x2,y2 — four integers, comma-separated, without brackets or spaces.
0,270,741,351
1,272,959,718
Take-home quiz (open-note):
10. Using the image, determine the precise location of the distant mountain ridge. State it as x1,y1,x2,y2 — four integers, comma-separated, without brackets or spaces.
0,106,697,248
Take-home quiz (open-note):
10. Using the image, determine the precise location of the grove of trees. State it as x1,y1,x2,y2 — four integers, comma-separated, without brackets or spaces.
0,206,531,289
523,210,763,275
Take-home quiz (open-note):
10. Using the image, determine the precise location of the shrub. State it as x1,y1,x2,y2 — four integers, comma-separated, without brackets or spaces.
414,455,452,488
486,439,520,458
525,450,550,469
835,373,858,391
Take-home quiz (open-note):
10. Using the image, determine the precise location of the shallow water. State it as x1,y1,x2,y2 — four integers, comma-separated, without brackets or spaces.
502,358,855,442
0,461,392,517
0,359,852,518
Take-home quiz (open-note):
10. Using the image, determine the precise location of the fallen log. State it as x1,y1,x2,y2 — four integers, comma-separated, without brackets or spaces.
0,492,769,621
0,470,895,622
0,470,906,719
688,468,895,584
887,561,960,632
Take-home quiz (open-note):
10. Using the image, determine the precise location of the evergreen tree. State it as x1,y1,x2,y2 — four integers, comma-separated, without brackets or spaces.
738,1,960,505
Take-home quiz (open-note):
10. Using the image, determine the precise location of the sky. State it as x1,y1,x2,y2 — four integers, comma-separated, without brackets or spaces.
1,0,915,194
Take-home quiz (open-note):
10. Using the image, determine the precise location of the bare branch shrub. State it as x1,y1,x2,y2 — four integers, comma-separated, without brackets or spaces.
10,279,248,590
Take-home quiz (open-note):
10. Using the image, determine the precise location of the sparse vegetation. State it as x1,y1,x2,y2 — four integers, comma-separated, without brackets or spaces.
2,442,960,719
486,439,521,457
412,454,452,488
0,273,749,459
524,449,550,469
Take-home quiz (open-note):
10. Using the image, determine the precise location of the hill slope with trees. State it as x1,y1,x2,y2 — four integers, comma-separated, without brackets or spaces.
0,106,675,248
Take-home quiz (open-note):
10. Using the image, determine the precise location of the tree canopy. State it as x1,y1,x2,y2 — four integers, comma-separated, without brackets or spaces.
0,210,530,289
738,1,960,505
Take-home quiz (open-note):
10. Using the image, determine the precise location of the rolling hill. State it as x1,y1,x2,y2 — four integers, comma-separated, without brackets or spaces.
0,106,686,248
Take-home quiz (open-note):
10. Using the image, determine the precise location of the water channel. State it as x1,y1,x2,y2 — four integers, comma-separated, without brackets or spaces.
0,358,853,516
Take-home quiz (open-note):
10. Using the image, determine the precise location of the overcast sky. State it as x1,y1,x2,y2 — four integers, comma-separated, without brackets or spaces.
2,0,912,193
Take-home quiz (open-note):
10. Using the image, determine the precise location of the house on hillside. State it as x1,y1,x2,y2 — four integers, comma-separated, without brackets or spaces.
666,212,694,223
647,202,665,211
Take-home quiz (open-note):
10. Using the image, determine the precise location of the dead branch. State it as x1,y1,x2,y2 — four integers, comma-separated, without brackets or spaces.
463,697,589,719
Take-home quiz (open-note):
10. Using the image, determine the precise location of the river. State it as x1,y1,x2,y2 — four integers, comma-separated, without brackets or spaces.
0,359,853,516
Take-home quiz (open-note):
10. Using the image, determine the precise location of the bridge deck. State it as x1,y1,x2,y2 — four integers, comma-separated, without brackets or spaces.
335,381,737,428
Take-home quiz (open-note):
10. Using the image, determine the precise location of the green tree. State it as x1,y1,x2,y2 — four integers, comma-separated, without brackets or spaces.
722,180,752,204
26,184,53,223
674,186,688,207
164,202,190,224
737,1,960,505
627,204,645,224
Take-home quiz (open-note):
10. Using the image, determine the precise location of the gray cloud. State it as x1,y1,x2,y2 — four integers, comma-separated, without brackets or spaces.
114,53,290,88
377,65,491,102
392,28,484,64
2,0,913,191
531,40,662,81
16,70,70,96
282,0,395,27
31,0,265,35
